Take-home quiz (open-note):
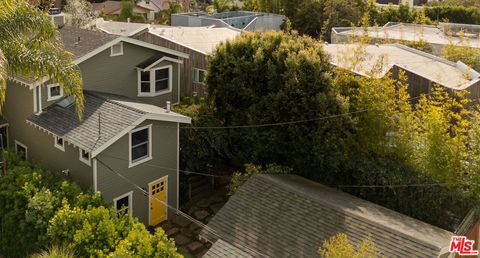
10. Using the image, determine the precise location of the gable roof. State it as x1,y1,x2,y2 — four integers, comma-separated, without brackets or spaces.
324,43,480,89
148,26,242,55
27,91,190,157
203,240,253,258
59,26,119,59
201,174,453,258
95,19,153,37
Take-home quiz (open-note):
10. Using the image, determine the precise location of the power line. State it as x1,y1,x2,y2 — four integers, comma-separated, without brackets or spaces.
101,154,456,189
96,158,269,258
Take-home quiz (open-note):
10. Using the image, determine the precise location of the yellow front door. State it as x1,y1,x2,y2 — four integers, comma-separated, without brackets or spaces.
149,177,167,226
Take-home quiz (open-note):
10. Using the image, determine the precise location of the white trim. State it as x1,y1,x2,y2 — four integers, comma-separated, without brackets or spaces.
143,56,183,71
90,114,190,158
79,148,92,166
74,37,189,65
47,83,64,102
110,42,124,57
193,68,207,84
33,85,43,114
92,158,98,192
113,191,133,216
14,140,28,160
148,175,168,226
137,65,173,97
54,135,65,151
128,124,152,168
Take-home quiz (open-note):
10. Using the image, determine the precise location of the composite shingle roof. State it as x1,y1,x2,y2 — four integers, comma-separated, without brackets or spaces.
203,240,253,258
27,91,189,155
201,174,453,258
58,26,118,59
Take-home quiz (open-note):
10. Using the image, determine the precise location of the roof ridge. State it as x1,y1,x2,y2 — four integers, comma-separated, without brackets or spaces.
255,174,452,250
84,91,147,115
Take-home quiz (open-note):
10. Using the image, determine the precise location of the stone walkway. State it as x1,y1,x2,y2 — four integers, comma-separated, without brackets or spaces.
160,189,228,257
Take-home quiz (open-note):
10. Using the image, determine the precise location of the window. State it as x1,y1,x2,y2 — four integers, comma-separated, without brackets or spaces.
137,65,172,97
193,68,206,84
114,191,132,215
139,71,150,93
47,83,63,101
79,148,91,166
54,136,65,151
110,42,123,56
129,125,152,167
15,141,27,160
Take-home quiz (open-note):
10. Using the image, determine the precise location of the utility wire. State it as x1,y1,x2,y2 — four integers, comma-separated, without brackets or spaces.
101,154,456,189
96,158,269,258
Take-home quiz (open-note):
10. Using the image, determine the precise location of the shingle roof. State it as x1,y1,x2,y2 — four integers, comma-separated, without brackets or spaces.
324,43,480,89
58,26,118,59
201,174,453,258
203,240,253,258
26,91,189,154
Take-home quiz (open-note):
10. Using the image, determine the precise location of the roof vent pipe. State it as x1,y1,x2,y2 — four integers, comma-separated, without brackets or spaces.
166,101,171,113
127,18,131,23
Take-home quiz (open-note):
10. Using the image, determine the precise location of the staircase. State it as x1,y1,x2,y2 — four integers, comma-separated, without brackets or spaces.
188,174,213,201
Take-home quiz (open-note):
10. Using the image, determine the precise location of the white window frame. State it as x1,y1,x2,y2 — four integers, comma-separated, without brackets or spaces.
113,191,133,215
137,65,172,97
15,140,27,160
110,42,124,57
47,83,64,102
193,68,207,84
54,135,65,151
128,124,152,168
79,148,91,166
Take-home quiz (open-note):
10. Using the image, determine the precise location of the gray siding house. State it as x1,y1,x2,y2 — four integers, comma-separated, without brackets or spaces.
3,26,191,226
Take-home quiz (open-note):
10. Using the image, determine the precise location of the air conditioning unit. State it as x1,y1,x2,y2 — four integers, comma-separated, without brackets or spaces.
48,10,65,28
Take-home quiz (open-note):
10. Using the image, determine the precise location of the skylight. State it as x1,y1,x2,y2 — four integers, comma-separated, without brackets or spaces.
56,96,75,108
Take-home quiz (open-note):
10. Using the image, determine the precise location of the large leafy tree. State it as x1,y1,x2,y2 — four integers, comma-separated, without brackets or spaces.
206,31,352,180
0,0,84,115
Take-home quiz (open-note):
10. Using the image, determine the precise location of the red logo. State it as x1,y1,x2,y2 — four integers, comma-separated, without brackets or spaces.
450,236,479,256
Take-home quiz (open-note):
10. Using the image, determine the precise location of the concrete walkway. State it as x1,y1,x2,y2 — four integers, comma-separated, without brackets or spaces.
160,189,228,257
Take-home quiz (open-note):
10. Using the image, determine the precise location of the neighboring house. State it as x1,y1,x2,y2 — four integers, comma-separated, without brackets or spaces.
93,1,155,20
171,11,285,32
201,174,454,258
136,0,169,13
95,20,242,96
3,26,192,227
324,43,480,99
331,22,480,55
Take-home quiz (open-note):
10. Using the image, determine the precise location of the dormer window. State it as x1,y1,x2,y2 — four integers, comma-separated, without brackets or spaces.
110,42,123,56
137,65,172,97
47,83,63,101
54,135,65,151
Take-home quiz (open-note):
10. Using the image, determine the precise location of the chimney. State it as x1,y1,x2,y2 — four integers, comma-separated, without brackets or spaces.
166,101,171,113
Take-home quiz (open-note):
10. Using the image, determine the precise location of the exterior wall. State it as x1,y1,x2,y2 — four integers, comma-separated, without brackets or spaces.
4,82,93,190
79,42,181,105
135,32,208,96
96,120,179,225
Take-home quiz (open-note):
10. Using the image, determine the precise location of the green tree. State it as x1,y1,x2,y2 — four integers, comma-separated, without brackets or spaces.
206,32,352,180
0,0,84,115
318,233,380,258
213,0,234,12
64,0,95,28
119,0,134,21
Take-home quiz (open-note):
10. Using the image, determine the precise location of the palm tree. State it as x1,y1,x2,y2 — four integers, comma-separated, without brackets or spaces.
0,0,84,116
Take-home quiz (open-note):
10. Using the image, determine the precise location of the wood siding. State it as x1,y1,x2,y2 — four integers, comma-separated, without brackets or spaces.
134,32,208,97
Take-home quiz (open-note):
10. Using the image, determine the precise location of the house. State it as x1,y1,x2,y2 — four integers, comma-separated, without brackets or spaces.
3,26,192,226
331,22,480,55
136,0,169,13
93,1,155,20
171,11,285,32
95,20,242,96
201,174,454,258
324,43,480,99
